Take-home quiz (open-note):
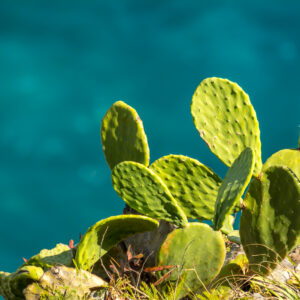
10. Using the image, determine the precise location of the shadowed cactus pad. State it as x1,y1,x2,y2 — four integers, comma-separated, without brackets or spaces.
157,223,225,299
263,148,300,179
191,77,262,176
101,100,150,169
75,215,159,270
214,147,254,230
112,161,188,227
240,166,300,275
150,155,222,220
23,243,73,269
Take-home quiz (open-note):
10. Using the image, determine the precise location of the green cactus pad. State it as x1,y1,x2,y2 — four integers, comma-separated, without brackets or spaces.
75,215,159,270
24,243,72,269
240,166,300,275
150,155,222,220
0,266,43,299
191,77,262,176
214,147,254,230
101,100,150,169
263,148,300,179
220,215,235,235
156,223,225,298
212,253,248,291
111,161,188,227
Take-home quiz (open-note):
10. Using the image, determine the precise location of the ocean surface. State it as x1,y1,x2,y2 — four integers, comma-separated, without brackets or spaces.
0,1,299,276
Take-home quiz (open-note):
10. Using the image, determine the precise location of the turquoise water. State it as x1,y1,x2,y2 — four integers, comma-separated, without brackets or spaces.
0,1,299,274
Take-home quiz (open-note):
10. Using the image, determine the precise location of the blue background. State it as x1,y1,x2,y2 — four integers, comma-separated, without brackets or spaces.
0,1,299,273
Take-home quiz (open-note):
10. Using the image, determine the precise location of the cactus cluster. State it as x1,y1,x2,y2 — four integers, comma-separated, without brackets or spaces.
1,77,299,299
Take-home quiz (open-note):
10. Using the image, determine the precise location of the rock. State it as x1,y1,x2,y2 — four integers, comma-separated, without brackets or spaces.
23,265,107,299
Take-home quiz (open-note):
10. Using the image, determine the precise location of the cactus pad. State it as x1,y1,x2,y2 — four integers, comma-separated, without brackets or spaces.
112,161,188,227
263,148,300,179
191,77,262,176
24,243,73,269
213,147,254,230
150,155,222,220
240,166,300,275
101,101,150,169
156,223,225,298
75,215,159,270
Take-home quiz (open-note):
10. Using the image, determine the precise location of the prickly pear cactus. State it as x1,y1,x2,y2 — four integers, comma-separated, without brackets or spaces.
240,165,300,275
75,214,159,270
214,147,254,230
101,100,150,169
150,155,222,220
23,243,73,269
156,223,225,299
263,148,300,179
111,161,188,227
0,266,43,300
191,77,262,176
220,215,235,235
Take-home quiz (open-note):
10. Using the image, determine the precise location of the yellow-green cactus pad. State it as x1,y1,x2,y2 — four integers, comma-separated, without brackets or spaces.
220,215,235,235
240,166,300,275
150,154,222,220
24,243,72,269
101,100,150,169
0,266,43,300
212,253,248,290
214,147,254,230
111,161,188,227
75,215,159,270
191,77,262,176
156,223,225,299
263,148,300,179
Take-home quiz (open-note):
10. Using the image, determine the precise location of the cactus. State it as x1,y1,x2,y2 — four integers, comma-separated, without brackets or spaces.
220,215,235,235
75,214,159,270
150,154,222,220
239,165,300,275
0,266,43,300
156,223,225,299
101,100,150,169
23,243,73,269
111,161,188,227
263,148,300,179
214,147,254,230
191,77,262,176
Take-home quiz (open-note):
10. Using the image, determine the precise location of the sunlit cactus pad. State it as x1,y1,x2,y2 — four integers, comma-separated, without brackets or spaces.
240,165,300,275
101,100,150,169
150,155,222,220
214,147,254,230
191,77,262,176
75,215,159,270
156,223,225,299
263,148,300,179
112,161,188,227
23,243,72,269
